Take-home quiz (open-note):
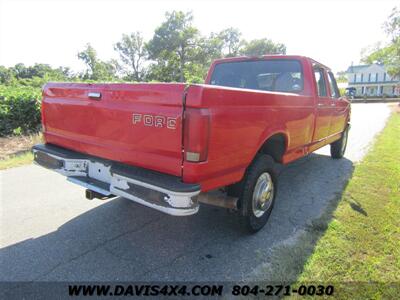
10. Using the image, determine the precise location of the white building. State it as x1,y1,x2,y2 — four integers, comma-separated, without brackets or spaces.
346,63,399,97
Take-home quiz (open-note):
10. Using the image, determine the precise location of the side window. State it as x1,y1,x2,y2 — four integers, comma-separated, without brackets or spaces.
314,68,327,97
327,72,340,98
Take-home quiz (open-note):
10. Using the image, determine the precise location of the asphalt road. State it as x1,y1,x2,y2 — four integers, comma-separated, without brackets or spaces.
0,104,391,282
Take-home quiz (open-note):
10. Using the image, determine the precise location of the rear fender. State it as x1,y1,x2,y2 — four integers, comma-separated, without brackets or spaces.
251,129,289,164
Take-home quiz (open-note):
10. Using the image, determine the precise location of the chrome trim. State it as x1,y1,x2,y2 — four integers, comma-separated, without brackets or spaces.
111,173,200,199
32,149,87,177
110,173,199,211
33,150,200,216
110,187,199,216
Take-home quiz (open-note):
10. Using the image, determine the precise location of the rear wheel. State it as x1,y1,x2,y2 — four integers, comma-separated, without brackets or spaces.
239,154,277,233
330,126,349,159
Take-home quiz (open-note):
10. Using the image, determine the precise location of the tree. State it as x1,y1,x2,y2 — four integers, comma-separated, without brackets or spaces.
147,11,201,82
78,44,99,79
26,64,70,81
146,54,181,82
114,32,147,81
78,43,117,80
362,7,400,78
361,42,385,64
12,63,29,79
217,28,242,57
0,63,73,86
336,70,347,83
0,66,14,84
384,6,400,40
202,33,224,60
240,38,286,56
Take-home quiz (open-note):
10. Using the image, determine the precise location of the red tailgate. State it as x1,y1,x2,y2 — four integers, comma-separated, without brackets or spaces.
42,83,186,176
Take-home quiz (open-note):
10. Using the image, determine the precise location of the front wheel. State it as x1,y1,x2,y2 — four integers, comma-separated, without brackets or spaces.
239,154,277,233
330,126,349,159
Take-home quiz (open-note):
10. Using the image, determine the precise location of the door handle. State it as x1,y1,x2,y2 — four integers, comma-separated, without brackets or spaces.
318,103,325,107
88,92,102,100
330,103,336,107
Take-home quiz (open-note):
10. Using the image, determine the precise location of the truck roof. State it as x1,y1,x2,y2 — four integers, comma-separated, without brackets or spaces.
212,55,331,71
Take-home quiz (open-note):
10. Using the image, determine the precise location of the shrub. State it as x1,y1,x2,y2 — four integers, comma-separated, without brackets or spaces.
338,87,346,97
0,85,42,136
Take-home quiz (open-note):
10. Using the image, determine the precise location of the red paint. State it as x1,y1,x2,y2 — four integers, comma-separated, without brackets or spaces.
41,56,350,192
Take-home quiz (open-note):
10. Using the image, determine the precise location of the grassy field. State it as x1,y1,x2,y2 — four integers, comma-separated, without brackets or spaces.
0,151,33,170
0,133,41,170
289,111,400,298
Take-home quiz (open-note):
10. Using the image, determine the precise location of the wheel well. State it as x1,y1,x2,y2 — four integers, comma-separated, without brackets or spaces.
226,133,287,199
258,133,287,163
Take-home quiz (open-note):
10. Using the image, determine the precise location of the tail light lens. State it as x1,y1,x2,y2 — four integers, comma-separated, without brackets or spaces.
41,87,46,133
183,108,210,162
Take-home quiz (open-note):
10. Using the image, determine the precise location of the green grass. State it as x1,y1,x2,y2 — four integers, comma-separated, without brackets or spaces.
288,112,400,298
0,151,33,170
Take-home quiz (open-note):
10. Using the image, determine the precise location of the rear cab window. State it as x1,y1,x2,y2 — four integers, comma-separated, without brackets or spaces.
210,59,304,93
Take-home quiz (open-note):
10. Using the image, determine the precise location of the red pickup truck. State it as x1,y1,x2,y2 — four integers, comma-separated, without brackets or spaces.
33,55,350,232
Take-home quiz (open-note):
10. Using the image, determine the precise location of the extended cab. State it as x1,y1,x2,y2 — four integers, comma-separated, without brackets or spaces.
33,55,350,232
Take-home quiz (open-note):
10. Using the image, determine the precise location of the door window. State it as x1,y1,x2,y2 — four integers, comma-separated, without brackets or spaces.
327,72,340,98
314,68,327,97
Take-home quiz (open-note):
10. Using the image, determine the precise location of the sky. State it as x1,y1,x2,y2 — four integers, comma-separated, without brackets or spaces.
0,0,397,74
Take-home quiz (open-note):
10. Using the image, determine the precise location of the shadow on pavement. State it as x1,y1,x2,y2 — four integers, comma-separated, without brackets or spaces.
1,153,354,283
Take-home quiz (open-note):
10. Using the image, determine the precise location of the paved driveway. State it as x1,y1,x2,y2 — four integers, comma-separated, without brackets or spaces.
0,104,391,282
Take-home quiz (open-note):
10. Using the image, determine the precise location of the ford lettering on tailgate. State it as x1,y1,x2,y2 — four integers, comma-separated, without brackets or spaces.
132,113,177,130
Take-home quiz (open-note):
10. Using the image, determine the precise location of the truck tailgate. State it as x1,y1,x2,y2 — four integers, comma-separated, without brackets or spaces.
42,83,186,176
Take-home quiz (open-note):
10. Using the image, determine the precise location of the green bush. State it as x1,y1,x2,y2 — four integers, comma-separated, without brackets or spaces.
0,85,42,136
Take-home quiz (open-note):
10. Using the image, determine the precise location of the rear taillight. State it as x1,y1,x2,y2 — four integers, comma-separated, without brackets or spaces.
183,108,210,162
41,87,46,133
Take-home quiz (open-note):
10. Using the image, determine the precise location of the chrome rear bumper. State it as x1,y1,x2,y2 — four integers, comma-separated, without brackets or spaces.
32,144,201,216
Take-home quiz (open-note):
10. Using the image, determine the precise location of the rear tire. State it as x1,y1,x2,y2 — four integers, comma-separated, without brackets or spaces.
330,126,349,159
239,154,278,233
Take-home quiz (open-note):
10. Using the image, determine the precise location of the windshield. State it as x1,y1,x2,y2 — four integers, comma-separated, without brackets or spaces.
210,59,303,93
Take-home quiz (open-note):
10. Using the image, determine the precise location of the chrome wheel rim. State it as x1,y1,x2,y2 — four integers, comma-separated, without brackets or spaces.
252,172,274,218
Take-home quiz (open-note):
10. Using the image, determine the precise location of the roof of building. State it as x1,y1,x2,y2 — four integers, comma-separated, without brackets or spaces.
346,63,384,73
